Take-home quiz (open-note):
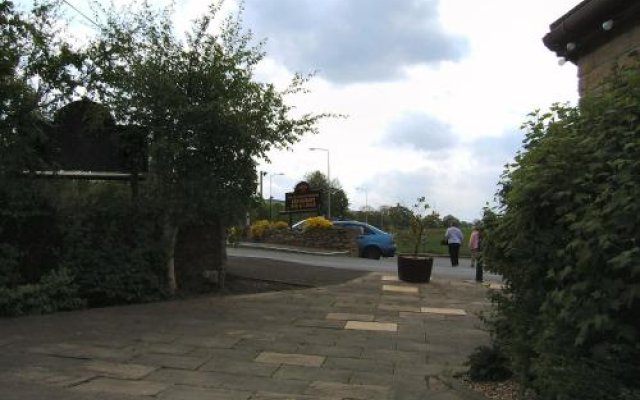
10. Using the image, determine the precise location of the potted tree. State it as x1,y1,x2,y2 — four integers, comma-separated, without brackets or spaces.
397,196,434,283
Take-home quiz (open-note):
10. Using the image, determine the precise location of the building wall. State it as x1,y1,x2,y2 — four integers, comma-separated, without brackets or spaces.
577,23,640,95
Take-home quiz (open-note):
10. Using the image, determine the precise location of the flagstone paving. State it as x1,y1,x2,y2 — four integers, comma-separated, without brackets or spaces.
0,270,493,400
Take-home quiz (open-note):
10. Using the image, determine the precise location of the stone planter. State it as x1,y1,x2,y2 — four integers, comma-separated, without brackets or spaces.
397,255,433,283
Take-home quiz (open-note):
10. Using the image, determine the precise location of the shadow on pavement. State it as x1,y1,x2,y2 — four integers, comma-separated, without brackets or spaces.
226,256,369,288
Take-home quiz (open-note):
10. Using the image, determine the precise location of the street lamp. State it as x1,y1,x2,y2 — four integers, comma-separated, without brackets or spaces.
269,172,284,221
356,187,368,224
309,147,331,219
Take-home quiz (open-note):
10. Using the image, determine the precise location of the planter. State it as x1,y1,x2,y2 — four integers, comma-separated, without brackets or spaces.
397,255,433,283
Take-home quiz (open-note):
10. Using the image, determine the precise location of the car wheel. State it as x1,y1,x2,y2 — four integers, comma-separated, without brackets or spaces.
363,246,381,260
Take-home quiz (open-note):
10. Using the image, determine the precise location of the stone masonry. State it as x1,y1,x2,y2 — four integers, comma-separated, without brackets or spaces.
578,23,640,95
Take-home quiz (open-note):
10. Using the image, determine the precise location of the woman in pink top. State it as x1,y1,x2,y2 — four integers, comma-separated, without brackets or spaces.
468,224,480,268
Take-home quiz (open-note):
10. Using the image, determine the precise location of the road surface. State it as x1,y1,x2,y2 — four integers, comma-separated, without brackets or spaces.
227,247,502,283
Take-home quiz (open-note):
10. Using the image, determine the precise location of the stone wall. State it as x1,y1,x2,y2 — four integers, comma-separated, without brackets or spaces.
260,228,360,255
578,24,640,95
175,221,225,292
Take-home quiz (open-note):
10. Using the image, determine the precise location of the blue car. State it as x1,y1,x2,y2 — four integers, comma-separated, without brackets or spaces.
332,220,396,260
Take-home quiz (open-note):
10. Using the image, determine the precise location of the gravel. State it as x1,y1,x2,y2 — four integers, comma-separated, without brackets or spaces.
460,375,539,400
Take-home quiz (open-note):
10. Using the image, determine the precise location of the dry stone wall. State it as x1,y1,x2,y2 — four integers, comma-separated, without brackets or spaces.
260,228,360,256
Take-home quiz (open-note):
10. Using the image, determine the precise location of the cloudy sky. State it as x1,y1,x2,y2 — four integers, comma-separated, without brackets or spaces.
18,0,583,221
241,0,582,221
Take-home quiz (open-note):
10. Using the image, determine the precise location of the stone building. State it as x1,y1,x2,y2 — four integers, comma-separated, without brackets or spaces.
543,0,640,95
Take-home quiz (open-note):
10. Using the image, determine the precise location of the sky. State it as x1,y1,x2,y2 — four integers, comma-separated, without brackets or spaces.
18,0,583,221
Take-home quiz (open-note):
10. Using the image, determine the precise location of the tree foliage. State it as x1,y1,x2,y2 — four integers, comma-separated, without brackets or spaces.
483,64,640,399
303,170,349,218
84,1,328,291
1,0,82,174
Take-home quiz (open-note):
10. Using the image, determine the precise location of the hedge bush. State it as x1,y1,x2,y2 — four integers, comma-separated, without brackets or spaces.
58,183,166,307
0,268,85,316
483,64,640,399
0,181,167,315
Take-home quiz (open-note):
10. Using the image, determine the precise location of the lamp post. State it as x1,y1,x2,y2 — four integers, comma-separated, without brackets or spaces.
309,147,331,219
269,172,284,221
259,171,267,198
356,187,368,224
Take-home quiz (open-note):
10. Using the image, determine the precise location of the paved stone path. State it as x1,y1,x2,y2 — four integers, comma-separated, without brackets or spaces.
0,272,493,399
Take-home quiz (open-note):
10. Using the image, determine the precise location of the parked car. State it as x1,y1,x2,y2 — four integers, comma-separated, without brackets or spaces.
291,219,396,260
333,220,396,260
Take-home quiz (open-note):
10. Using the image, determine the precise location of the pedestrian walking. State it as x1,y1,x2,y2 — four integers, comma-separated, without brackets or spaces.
468,224,480,268
444,222,463,267
475,224,484,282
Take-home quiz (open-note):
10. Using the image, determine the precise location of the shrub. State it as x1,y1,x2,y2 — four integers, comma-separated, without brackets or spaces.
483,63,640,399
227,225,242,245
0,268,85,316
250,219,271,239
58,184,166,307
304,216,332,230
467,345,512,382
272,220,289,230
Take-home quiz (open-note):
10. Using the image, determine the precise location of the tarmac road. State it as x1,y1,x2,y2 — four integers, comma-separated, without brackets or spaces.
227,246,502,283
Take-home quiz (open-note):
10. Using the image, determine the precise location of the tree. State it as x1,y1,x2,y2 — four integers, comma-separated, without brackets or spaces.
386,203,412,230
86,2,328,293
441,214,460,227
303,170,349,218
1,1,82,174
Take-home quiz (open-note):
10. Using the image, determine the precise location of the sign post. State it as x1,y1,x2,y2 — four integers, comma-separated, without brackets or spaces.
282,181,322,225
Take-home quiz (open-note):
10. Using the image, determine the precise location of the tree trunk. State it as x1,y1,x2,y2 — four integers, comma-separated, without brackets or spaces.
162,215,179,294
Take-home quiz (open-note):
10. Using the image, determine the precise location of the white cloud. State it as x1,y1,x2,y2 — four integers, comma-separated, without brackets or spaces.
242,0,469,83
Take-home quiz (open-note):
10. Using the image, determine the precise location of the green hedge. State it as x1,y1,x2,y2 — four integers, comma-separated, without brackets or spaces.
0,268,85,316
0,181,166,316
483,64,640,399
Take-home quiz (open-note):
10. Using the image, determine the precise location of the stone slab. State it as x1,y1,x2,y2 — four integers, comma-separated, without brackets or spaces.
344,321,397,332
296,344,363,358
135,342,195,355
200,359,279,377
82,360,157,379
3,366,95,388
381,275,399,281
322,357,394,374
176,336,240,349
156,385,252,400
420,307,467,316
377,304,422,313
294,319,346,329
325,312,374,322
29,342,137,362
255,351,325,367
305,381,390,400
251,392,341,400
273,365,351,383
382,285,419,293
73,377,169,396
132,353,209,370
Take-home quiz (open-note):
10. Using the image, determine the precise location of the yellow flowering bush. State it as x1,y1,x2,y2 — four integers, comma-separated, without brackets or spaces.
272,221,289,230
304,216,332,231
250,220,271,239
